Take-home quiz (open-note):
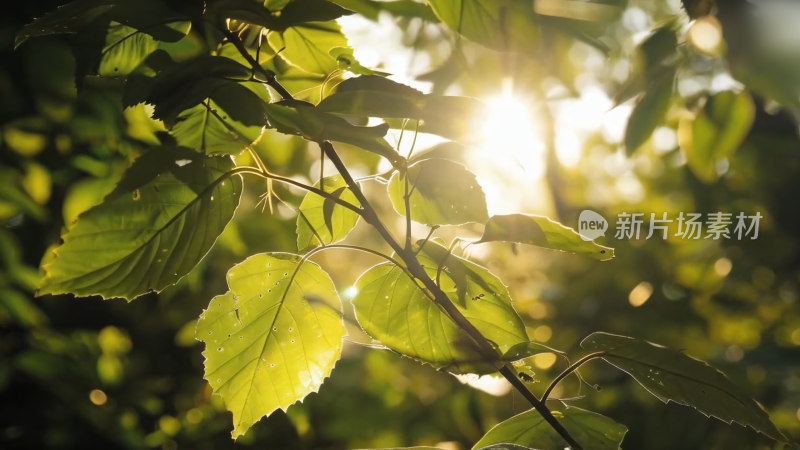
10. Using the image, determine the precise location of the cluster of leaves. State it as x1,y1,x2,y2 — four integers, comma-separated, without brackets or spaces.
14,0,793,448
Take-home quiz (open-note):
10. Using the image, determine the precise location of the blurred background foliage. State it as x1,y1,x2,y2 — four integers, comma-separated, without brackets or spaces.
1,0,800,449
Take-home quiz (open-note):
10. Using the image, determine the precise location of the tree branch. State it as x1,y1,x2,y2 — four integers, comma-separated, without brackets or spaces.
321,141,584,450
226,24,584,447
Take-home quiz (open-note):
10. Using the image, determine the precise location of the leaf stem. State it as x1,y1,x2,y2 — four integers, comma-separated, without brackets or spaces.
232,167,362,215
542,352,605,402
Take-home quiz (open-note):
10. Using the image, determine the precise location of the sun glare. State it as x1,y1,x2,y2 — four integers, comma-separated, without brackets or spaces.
477,87,545,180
468,82,550,214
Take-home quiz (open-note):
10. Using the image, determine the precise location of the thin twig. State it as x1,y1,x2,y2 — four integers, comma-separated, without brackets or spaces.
542,352,605,402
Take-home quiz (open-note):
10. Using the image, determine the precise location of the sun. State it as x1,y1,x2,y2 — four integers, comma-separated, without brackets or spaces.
468,81,549,214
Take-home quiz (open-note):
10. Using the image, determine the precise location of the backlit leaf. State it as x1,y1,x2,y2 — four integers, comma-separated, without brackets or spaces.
427,0,539,53
38,147,241,300
478,214,614,261
268,21,348,75
581,332,786,442
170,101,264,155
98,20,190,76
352,246,527,373
473,404,627,450
388,158,488,225
196,253,345,438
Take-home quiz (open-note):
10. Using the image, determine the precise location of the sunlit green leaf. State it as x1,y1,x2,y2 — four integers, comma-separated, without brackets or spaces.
170,101,264,155
268,21,348,75
427,0,539,53
98,20,190,76
478,214,614,261
196,253,345,438
679,91,755,182
388,158,487,225
581,332,786,442
473,404,628,450
296,175,361,252
352,245,528,373
38,147,241,300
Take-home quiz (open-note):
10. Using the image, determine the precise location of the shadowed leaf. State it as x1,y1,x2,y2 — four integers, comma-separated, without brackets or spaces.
581,332,786,442
39,147,241,300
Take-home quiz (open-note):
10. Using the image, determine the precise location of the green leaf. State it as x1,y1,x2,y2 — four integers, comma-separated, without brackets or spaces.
38,147,241,300
427,0,539,53
196,253,345,439
679,91,755,183
624,70,674,154
264,102,401,165
388,158,488,225
98,21,169,76
352,247,528,373
478,214,614,261
473,404,628,450
170,101,264,155
581,332,786,442
267,21,349,75
296,175,361,252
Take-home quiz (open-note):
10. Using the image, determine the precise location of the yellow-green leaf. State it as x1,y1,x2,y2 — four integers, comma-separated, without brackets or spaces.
268,21,348,75
352,246,528,373
196,253,345,438
473,404,628,450
38,147,241,300
478,214,614,261
388,158,488,226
